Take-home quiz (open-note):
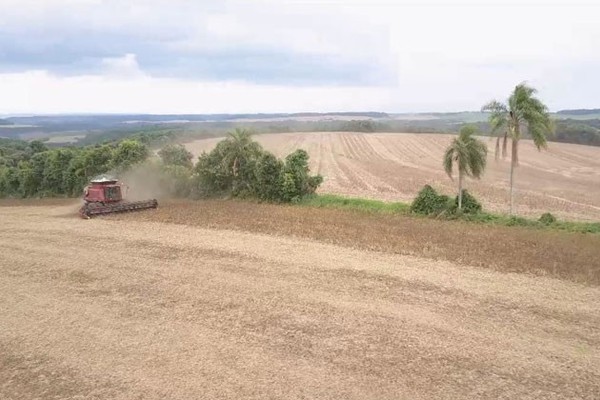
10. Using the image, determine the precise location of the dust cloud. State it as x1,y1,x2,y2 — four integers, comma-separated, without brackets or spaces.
116,162,171,201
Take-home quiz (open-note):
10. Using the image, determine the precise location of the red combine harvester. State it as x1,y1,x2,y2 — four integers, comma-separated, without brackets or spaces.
79,177,158,219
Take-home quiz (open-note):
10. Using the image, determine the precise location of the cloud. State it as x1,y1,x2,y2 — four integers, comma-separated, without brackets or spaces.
1,0,600,112
101,54,145,78
0,69,394,114
0,0,394,85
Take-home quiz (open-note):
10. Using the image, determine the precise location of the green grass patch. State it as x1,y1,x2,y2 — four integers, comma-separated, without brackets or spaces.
459,212,600,233
299,194,410,214
300,194,600,234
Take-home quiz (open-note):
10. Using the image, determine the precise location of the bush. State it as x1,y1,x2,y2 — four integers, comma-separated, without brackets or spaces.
162,165,194,197
451,190,482,214
255,152,284,201
193,132,322,203
539,212,557,225
410,185,451,215
158,144,193,168
506,215,531,226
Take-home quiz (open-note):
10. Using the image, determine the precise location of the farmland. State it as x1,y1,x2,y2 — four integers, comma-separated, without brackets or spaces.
1,200,600,399
187,132,600,221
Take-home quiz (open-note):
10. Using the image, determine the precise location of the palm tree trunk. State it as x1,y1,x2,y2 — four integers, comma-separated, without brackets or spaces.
509,158,515,214
233,157,239,177
509,139,518,215
458,171,463,210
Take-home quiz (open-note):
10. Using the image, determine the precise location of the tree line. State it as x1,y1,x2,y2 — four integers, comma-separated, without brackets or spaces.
0,139,148,198
160,128,323,202
0,129,323,203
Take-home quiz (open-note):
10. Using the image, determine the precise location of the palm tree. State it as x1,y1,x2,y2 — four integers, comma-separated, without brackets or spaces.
443,125,487,209
482,82,553,214
225,128,262,177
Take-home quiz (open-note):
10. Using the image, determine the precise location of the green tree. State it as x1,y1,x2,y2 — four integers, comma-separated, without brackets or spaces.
0,167,12,196
64,153,88,196
43,149,75,194
280,149,323,202
17,161,37,197
225,128,262,177
111,140,149,170
84,145,114,178
29,140,47,155
255,152,283,201
158,144,194,168
443,125,487,210
28,152,50,194
195,128,263,195
194,131,322,202
162,165,194,197
482,82,554,214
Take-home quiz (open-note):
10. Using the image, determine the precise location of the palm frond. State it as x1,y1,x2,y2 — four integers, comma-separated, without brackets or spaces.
459,124,477,138
482,100,509,137
507,83,553,150
444,126,487,180
528,122,549,150
466,139,488,179
443,145,455,179
456,140,470,175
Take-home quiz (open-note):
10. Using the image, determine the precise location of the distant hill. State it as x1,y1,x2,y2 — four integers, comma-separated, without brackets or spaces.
557,109,600,115
4,111,600,148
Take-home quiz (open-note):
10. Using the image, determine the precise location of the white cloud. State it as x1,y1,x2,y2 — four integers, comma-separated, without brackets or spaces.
1,69,393,114
101,54,146,78
1,0,600,112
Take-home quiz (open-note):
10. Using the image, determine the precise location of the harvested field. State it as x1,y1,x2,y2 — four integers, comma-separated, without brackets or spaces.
186,132,600,221
1,200,600,399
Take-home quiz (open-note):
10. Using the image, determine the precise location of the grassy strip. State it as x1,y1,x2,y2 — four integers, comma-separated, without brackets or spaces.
300,194,600,234
459,212,600,234
299,194,410,214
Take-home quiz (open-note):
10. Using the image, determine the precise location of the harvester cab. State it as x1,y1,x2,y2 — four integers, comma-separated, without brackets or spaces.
83,179,123,203
79,177,157,219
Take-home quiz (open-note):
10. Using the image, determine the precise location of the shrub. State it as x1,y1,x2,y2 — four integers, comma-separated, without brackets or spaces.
193,132,322,203
280,172,300,202
410,185,451,215
539,212,557,225
255,152,283,201
506,215,530,226
162,165,194,198
158,144,193,168
451,190,482,214
279,149,323,202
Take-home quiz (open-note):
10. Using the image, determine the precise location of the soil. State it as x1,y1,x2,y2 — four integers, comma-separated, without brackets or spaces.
1,202,599,399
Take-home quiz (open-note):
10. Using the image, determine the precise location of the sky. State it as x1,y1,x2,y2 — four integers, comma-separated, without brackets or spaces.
1,0,599,114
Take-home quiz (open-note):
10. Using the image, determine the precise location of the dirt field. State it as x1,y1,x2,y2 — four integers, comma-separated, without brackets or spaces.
186,132,600,221
1,201,599,399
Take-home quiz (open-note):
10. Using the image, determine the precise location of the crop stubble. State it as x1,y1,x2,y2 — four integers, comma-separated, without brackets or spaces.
0,202,599,399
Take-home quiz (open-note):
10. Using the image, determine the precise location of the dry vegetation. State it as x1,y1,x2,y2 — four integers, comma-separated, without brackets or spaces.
187,132,600,221
111,199,600,285
1,200,599,399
